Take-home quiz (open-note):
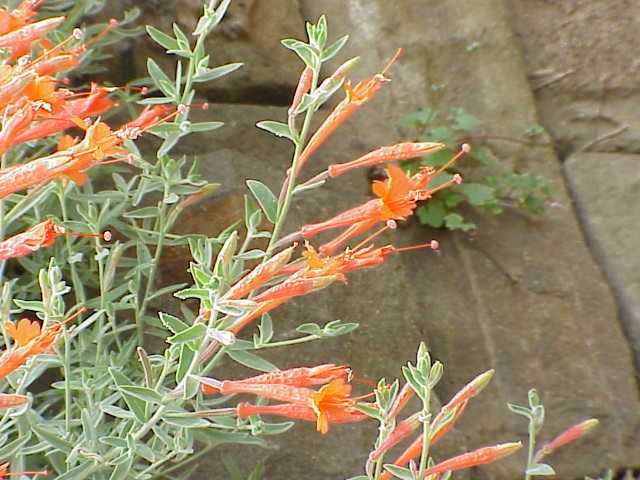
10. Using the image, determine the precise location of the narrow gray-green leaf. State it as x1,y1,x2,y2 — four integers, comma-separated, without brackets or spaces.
256,121,294,142
246,180,278,224
193,62,243,82
227,349,278,372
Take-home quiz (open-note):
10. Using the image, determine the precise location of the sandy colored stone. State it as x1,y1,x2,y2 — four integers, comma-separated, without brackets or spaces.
509,0,640,154
564,152,640,366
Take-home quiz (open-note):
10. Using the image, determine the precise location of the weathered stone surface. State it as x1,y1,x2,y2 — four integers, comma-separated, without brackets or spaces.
509,0,640,154
135,1,640,478
564,152,640,366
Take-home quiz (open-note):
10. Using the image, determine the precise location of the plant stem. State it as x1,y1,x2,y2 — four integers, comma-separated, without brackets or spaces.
63,329,72,435
417,390,432,478
56,183,86,305
264,71,319,257
524,421,536,480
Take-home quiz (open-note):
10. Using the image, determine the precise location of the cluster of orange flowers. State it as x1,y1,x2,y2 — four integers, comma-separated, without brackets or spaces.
192,52,473,442
0,0,178,262
0,3,176,476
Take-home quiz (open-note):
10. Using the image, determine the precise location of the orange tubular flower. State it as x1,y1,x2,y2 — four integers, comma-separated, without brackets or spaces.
0,310,81,379
0,16,64,59
368,412,422,463
441,369,494,412
294,48,403,175
0,104,32,155
0,219,108,260
0,70,36,108
0,461,48,478
200,376,315,404
300,165,424,240
288,66,313,119
201,374,363,434
311,379,360,434
0,220,62,260
378,403,467,480
534,419,598,462
229,298,286,335
13,84,115,145
327,142,446,179
201,364,350,394
236,401,367,430
420,442,522,478
0,393,29,409
223,244,296,300
251,273,345,304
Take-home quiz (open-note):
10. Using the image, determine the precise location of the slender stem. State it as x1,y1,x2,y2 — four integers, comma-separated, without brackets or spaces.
63,329,72,435
524,420,536,480
254,334,320,349
417,390,432,478
137,451,178,479
264,71,319,257
56,183,86,305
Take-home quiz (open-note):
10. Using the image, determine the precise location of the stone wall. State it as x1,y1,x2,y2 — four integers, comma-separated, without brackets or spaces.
110,1,640,478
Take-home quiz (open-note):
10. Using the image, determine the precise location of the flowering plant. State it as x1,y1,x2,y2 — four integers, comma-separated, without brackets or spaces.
0,1,598,479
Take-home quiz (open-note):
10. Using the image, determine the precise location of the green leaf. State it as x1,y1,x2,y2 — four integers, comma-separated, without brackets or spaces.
448,106,481,131
147,58,175,98
101,405,135,419
168,323,207,348
526,464,556,476
256,121,294,142
176,344,195,383
227,349,278,372
443,213,476,231
159,312,189,334
383,465,414,480
248,462,265,480
56,462,95,480
507,403,532,418
222,456,244,480
146,25,178,51
296,322,323,336
246,180,278,224
31,423,73,453
119,386,163,404
109,368,147,421
257,421,295,435
321,34,348,61
281,39,317,68
189,121,224,132
193,62,243,82
458,183,496,206
0,432,31,459
108,454,134,480
354,403,381,420
123,206,160,219
416,203,446,228
162,414,211,428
